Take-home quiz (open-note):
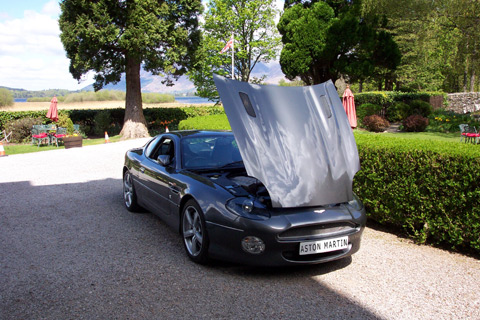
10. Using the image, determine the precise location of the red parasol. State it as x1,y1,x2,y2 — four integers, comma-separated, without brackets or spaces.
46,96,58,122
342,85,357,129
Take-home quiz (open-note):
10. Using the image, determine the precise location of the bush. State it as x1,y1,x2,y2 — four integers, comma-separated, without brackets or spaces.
4,117,43,143
0,88,14,107
403,115,429,132
356,103,383,126
362,115,390,132
353,133,480,254
386,102,410,122
426,109,477,133
142,92,175,104
408,100,433,117
57,113,75,135
93,110,114,135
179,114,231,130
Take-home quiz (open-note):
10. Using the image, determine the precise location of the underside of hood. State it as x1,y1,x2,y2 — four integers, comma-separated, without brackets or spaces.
213,74,360,208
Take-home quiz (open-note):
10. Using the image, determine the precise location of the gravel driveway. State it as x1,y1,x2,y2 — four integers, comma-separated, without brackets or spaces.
1,139,479,319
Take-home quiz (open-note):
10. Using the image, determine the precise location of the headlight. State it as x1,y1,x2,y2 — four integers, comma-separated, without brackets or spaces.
347,193,364,211
226,197,270,220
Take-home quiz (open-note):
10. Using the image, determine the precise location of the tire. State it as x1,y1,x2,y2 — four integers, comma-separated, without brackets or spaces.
181,200,209,264
123,170,141,212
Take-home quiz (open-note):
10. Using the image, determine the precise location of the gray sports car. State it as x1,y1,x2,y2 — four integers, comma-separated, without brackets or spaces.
123,76,366,266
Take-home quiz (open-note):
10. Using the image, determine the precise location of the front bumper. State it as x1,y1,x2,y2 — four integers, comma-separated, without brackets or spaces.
206,204,366,267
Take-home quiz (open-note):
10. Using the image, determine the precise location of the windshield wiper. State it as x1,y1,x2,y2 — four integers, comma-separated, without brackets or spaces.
218,160,244,169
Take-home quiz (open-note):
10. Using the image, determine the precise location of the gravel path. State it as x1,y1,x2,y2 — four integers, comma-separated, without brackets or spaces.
1,140,479,319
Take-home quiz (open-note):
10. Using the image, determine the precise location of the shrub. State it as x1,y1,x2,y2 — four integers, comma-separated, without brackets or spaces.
426,109,477,133
403,115,429,132
386,102,410,122
142,92,175,104
362,115,390,132
0,88,14,107
4,117,43,143
408,100,433,117
356,103,383,126
179,114,231,130
353,132,480,254
94,110,114,135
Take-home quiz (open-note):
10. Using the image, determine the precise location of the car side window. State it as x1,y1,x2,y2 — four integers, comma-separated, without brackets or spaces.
150,138,175,162
144,136,161,159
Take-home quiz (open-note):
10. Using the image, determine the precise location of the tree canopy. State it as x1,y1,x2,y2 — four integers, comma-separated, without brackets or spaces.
362,0,480,92
188,0,281,100
278,0,400,88
59,0,202,138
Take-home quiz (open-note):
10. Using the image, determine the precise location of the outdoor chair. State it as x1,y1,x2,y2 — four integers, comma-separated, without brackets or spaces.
53,127,67,147
460,124,480,144
31,126,49,147
459,124,468,142
466,126,480,144
0,129,12,143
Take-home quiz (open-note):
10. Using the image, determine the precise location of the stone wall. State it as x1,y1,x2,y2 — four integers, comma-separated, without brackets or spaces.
447,92,480,113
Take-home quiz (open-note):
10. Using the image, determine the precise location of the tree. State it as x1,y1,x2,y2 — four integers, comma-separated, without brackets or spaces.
59,0,202,138
362,0,480,92
188,0,281,100
277,0,400,88
0,88,14,107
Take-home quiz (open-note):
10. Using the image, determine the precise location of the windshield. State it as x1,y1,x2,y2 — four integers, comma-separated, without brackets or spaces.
181,135,243,170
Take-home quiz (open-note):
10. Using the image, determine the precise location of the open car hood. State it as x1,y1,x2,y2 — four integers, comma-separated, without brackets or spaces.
213,74,360,208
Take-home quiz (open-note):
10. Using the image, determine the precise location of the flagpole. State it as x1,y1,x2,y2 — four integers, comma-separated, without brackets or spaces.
231,33,234,79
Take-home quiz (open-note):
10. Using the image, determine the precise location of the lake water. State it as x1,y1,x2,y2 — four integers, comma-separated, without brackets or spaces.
174,96,212,104
14,98,28,102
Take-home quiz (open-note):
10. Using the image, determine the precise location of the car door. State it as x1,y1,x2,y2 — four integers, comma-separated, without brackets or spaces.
137,136,176,217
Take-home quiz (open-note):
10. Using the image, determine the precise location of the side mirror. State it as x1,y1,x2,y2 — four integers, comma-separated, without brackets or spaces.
157,155,171,167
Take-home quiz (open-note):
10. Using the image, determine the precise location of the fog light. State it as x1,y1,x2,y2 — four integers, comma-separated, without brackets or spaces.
241,236,265,254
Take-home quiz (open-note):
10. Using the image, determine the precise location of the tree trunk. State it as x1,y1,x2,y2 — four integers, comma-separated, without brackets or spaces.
120,56,149,139
470,69,475,92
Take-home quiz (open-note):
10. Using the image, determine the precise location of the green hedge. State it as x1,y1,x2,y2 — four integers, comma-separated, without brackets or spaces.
0,106,225,135
354,91,447,108
179,113,231,130
353,132,480,254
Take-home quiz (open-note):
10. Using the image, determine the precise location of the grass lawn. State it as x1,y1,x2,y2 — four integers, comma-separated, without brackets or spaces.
3,135,123,155
354,130,460,142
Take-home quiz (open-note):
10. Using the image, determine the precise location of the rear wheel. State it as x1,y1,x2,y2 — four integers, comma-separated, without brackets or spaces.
123,170,140,212
181,200,209,264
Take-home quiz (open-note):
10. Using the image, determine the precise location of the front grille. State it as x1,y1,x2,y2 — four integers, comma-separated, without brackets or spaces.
278,222,356,241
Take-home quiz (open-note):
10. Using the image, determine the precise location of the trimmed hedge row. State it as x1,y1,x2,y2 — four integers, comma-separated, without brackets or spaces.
354,91,447,108
353,133,480,254
179,114,230,130
0,106,225,135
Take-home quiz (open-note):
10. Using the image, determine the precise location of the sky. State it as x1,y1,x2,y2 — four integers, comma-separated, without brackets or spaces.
0,0,96,91
0,0,283,92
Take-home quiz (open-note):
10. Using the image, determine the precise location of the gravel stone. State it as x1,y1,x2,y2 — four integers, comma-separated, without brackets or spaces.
0,139,479,319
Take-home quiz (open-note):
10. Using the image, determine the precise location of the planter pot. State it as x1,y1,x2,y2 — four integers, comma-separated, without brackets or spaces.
63,136,83,149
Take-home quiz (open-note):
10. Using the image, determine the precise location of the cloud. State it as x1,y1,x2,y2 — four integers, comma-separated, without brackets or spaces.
0,1,92,90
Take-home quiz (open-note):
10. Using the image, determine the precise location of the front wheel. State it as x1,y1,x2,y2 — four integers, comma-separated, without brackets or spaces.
123,170,141,212
181,200,209,264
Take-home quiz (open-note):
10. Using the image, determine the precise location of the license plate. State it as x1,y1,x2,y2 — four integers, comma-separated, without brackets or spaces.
299,236,349,255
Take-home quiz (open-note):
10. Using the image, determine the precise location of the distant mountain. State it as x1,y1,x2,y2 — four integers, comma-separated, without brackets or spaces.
2,86,74,99
81,61,287,94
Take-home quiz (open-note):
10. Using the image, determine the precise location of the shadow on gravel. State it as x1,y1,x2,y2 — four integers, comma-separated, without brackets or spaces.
0,179,382,320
